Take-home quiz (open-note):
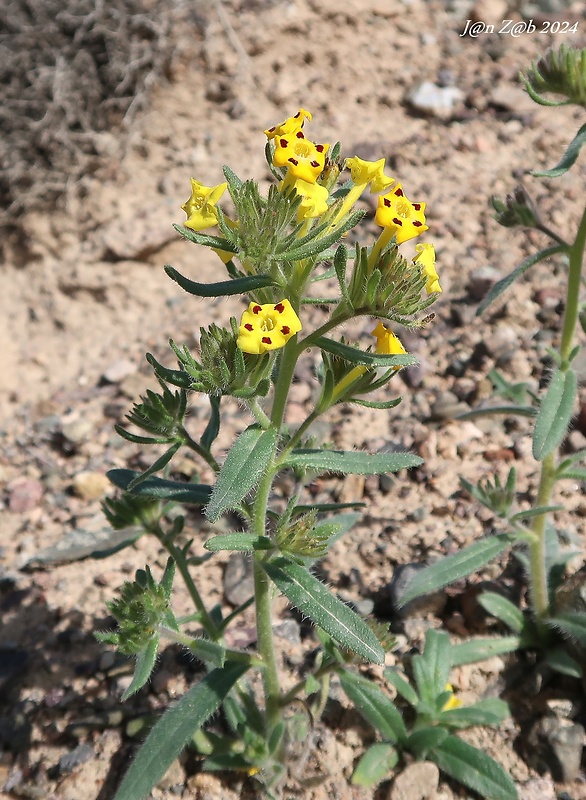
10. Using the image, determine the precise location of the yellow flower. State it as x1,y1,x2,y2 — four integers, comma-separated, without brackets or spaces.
181,179,227,232
345,156,395,193
272,132,329,184
264,108,312,140
375,183,428,244
279,173,329,220
414,243,441,294
371,322,407,363
442,683,462,711
237,300,302,354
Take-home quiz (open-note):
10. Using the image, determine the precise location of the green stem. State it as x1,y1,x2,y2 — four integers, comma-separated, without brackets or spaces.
270,337,300,428
180,427,220,472
280,658,337,707
527,202,586,619
162,538,218,638
158,625,262,666
253,556,282,727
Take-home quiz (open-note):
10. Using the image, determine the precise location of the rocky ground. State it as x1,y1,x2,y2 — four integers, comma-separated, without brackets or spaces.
2,0,586,798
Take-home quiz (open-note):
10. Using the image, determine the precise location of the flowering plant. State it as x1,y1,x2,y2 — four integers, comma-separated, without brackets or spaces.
99,109,514,800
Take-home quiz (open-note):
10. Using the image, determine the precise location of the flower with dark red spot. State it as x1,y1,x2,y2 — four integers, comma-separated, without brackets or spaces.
375,182,428,244
264,108,312,140
237,300,302,354
272,132,329,184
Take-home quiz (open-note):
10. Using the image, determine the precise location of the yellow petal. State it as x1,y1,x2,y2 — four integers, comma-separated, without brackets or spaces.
345,156,395,193
272,133,329,184
237,300,302,354
264,108,312,139
181,179,228,232
375,183,428,244
414,243,441,294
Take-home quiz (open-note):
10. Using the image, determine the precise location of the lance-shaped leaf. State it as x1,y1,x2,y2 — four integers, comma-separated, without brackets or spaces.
278,210,365,261
315,335,417,368
114,662,247,800
145,352,192,388
204,533,273,552
438,698,510,729
121,637,159,701
201,395,221,451
206,425,278,522
548,612,586,645
127,441,183,491
107,469,212,505
542,647,583,678
476,245,565,316
532,368,577,460
532,121,586,178
164,265,275,298
285,448,422,475
173,223,237,252
430,735,518,800
263,557,384,664
397,535,514,606
351,742,398,787
449,636,522,666
406,727,449,759
477,592,525,633
339,670,406,742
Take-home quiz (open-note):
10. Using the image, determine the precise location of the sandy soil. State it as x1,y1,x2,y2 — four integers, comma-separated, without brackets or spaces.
2,0,586,797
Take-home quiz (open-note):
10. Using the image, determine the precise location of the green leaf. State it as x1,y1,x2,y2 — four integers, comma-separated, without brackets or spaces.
532,369,577,460
206,425,278,522
477,592,525,633
263,557,384,664
121,637,159,701
406,727,449,759
449,636,522,666
558,467,586,481
315,336,417,368
542,647,583,678
398,536,513,606
201,395,221,451
204,533,273,552
457,405,536,420
383,669,419,708
420,629,451,699
145,352,192,388
107,469,212,505
548,612,586,645
339,670,406,742
510,505,563,522
430,735,518,800
127,441,183,491
188,638,226,668
438,698,510,729
351,397,403,410
532,121,586,178
278,210,365,261
164,265,275,298
285,448,423,475
351,742,398,787
293,501,367,513
173,224,237,252
113,662,248,800
476,246,565,316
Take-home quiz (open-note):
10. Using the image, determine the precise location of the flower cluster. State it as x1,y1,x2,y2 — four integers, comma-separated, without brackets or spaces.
178,108,441,394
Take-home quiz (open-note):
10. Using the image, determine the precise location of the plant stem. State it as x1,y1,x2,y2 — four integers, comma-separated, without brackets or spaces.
163,538,218,638
528,202,586,619
253,556,282,727
180,427,220,472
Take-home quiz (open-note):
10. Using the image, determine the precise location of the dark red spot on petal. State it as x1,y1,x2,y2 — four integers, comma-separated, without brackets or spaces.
267,126,276,133
244,323,254,331
412,203,421,211
274,303,285,313
392,217,403,226
384,198,391,207
281,326,290,335
310,161,319,168
279,138,288,147
412,221,422,227
315,144,325,153
262,337,272,344
288,158,299,166
394,187,403,196
296,131,305,139
253,305,262,314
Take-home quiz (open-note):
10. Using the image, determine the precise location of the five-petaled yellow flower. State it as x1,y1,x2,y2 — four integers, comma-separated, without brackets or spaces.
345,156,395,193
280,173,329,220
442,683,462,711
237,300,302,354
414,243,441,294
375,183,428,244
272,131,329,184
264,108,312,140
371,321,407,363
182,179,227,232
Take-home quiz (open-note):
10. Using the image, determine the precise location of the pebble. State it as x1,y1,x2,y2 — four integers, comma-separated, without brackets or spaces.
72,471,111,500
157,758,184,791
61,417,94,447
429,391,470,421
101,359,137,384
526,716,585,781
490,86,536,115
273,618,301,647
518,776,556,800
407,81,464,118
376,563,446,619
58,743,95,775
466,265,503,302
7,478,43,513
223,552,254,607
388,761,439,800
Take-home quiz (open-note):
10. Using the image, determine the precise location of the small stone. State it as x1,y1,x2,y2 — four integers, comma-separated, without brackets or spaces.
223,552,254,607
466,265,502,302
157,758,184,791
470,0,507,24
490,85,536,115
518,776,556,800
376,563,446,618
101,359,137,384
72,471,111,500
389,760,439,800
8,478,43,513
429,391,470,421
408,81,463,118
526,716,585,781
58,743,95,774
484,325,519,362
379,473,395,494
61,417,93,447
273,618,301,647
